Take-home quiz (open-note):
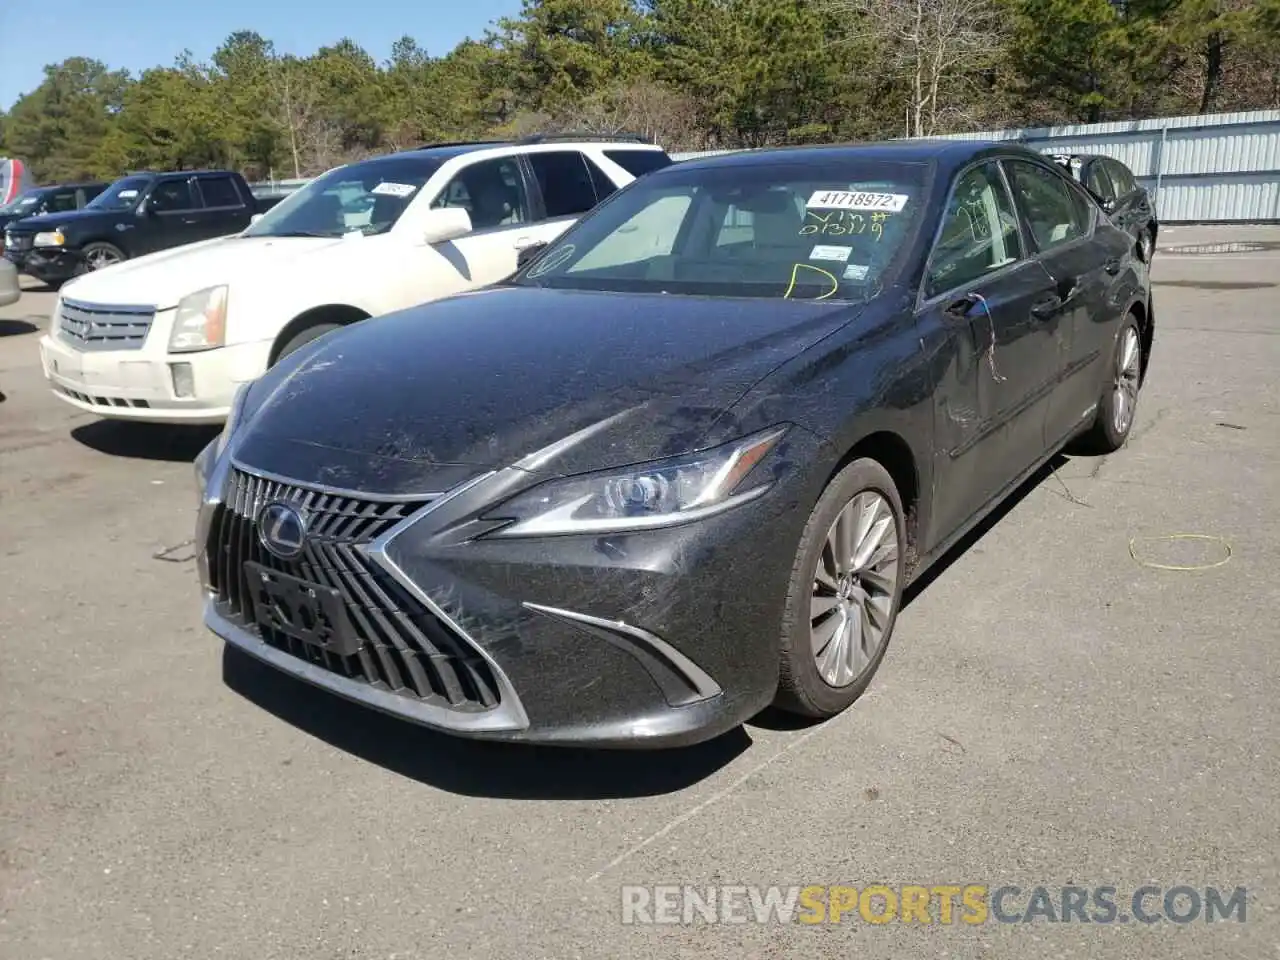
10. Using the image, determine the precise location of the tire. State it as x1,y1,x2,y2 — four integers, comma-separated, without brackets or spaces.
774,458,907,719
1080,315,1143,454
272,322,342,365
78,242,126,273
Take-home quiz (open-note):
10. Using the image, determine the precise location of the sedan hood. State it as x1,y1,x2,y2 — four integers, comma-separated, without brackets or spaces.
233,285,861,494
60,234,342,307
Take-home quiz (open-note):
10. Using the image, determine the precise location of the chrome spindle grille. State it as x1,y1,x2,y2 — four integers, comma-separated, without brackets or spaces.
206,468,500,711
59,298,156,351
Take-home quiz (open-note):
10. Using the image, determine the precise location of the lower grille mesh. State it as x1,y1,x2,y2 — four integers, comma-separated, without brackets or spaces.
206,468,500,711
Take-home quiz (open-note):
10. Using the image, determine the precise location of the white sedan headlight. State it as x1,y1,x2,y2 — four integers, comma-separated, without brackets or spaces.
168,285,229,353
33,230,65,247
483,426,788,537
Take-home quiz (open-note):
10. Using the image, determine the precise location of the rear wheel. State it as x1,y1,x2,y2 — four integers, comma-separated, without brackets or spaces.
774,458,906,719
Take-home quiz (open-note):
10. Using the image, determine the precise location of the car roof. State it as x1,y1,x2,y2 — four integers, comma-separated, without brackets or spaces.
36,181,109,190
671,139,1045,177
396,138,668,161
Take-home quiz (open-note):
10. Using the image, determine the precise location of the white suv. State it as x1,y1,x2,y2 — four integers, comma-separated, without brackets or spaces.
38,136,672,423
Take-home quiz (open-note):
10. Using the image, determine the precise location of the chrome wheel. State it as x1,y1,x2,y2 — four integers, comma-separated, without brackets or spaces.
1113,326,1141,435
810,491,899,688
86,246,121,270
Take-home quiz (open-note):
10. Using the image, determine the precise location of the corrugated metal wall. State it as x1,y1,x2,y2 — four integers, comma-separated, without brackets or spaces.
248,110,1280,223
673,109,1280,224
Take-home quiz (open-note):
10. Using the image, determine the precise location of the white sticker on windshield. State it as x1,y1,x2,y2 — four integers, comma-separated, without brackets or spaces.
807,190,908,213
118,190,139,200
810,244,852,262
371,182,416,198
843,263,870,281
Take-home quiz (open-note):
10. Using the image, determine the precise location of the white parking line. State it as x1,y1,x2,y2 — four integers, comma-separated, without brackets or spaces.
584,718,839,884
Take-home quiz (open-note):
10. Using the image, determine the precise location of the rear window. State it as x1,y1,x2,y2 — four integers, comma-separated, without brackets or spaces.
604,149,673,178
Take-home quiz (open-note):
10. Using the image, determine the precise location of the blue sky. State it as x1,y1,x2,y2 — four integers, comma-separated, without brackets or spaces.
0,0,523,110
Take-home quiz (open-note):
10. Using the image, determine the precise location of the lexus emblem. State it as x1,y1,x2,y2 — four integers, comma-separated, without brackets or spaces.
257,501,307,559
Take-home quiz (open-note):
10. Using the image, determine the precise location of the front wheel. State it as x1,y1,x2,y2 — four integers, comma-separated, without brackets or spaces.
1080,316,1143,454
79,242,126,273
774,458,906,719
272,322,342,366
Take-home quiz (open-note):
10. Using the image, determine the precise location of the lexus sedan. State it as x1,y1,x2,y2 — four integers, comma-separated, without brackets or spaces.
1050,153,1158,263
195,140,1152,749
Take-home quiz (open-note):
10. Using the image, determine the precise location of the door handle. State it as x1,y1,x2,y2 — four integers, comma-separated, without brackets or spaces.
1030,294,1062,318
513,236,538,250
943,292,980,321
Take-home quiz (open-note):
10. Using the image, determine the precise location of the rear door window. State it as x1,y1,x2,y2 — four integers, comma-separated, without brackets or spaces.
1084,160,1116,200
527,151,599,219
1107,159,1138,197
1005,160,1088,252
196,175,245,209
585,158,620,201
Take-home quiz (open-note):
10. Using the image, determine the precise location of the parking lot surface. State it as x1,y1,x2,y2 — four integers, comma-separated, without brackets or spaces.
1,227,1277,959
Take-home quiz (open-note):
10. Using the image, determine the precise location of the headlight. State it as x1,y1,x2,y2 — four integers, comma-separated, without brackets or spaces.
168,285,228,353
482,426,788,537
33,230,65,247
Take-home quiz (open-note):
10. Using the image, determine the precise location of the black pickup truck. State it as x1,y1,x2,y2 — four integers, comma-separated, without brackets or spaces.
3,169,284,286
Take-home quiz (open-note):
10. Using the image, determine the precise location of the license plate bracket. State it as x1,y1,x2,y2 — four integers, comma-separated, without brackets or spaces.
244,561,362,657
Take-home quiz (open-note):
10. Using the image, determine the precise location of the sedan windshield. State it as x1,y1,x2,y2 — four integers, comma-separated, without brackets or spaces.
513,160,929,300
243,155,442,239
87,177,151,211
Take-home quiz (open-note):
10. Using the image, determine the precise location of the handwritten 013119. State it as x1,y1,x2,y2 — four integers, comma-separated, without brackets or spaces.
801,210,890,241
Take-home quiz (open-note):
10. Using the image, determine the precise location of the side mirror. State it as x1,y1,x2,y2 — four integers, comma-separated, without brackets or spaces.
1100,196,1117,214
421,207,472,245
516,242,549,270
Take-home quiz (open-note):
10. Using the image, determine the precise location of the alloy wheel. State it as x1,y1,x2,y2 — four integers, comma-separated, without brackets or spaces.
86,247,121,270
809,491,899,688
1113,326,1141,435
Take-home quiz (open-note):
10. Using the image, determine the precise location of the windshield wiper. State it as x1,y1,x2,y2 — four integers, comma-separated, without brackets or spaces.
255,229,338,239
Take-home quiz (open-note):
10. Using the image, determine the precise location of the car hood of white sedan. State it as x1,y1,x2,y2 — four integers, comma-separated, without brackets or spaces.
58,233,353,308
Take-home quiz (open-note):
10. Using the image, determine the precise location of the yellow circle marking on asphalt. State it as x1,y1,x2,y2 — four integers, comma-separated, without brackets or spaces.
1128,534,1233,572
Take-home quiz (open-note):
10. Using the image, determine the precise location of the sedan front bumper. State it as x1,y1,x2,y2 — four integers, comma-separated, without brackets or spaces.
198,440,820,748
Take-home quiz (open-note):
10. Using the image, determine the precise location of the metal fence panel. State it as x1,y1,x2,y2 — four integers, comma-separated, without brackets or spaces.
669,109,1280,223
250,111,1280,223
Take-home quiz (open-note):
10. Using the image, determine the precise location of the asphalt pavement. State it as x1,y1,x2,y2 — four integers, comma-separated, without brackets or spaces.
1,228,1277,959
